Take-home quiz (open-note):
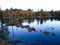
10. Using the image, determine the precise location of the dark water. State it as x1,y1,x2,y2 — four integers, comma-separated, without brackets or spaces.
1,18,60,45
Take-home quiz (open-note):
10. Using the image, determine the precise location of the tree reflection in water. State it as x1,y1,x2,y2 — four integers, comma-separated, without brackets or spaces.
0,18,59,45
0,21,10,45
0,9,10,45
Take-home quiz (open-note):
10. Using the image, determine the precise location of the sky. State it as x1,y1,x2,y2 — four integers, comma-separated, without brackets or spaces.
0,0,60,11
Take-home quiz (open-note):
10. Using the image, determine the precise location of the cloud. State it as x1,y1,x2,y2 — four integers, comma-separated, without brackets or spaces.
0,0,60,11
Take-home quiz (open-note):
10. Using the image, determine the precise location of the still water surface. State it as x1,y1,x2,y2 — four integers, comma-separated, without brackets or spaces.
7,19,60,45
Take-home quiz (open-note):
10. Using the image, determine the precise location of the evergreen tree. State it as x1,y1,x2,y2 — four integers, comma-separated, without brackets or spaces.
0,7,3,20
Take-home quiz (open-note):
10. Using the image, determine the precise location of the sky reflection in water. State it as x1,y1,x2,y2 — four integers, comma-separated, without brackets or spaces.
8,19,60,45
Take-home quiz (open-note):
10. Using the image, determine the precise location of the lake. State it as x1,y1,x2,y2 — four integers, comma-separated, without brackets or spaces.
0,18,60,45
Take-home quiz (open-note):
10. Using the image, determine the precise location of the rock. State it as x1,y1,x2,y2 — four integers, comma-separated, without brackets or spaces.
21,25,29,28
40,30,42,32
12,39,21,43
21,26,25,28
51,33,55,36
51,27,54,30
27,27,36,32
16,24,20,27
24,25,29,28
44,31,50,35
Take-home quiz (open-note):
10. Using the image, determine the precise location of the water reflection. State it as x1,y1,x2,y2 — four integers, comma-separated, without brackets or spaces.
0,21,10,45
27,27,36,32
3,18,60,25
40,29,56,36
0,18,60,45
51,32,55,36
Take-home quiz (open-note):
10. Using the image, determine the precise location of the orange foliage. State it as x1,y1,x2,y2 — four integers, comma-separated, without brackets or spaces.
12,12,17,16
45,11,49,15
38,13,42,16
2,11,7,15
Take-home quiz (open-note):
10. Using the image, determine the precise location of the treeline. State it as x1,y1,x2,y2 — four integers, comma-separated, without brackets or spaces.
0,8,60,19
